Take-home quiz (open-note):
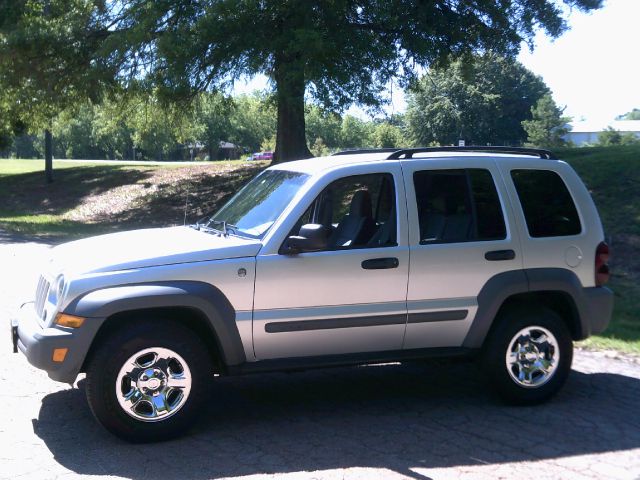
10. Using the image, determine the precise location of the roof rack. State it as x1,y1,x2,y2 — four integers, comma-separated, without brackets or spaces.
332,148,400,156
386,146,557,160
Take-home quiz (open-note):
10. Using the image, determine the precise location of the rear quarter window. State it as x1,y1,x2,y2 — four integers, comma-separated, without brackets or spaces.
511,169,582,237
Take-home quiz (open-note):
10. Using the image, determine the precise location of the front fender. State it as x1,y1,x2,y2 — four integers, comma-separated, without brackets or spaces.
66,280,246,366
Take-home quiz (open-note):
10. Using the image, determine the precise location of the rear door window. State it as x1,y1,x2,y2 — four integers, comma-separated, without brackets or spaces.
414,169,506,244
511,169,582,237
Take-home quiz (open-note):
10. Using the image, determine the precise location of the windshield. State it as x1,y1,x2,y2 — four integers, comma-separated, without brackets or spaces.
206,169,310,238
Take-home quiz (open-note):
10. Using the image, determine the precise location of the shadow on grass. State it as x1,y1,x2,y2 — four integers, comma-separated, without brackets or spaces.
0,163,264,240
111,164,263,228
0,165,151,216
33,360,640,479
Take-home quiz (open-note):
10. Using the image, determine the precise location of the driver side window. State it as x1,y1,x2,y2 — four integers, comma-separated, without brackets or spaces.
291,173,397,250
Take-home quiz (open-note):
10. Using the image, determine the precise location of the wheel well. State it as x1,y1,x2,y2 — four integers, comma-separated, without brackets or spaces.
81,307,225,374
494,291,582,340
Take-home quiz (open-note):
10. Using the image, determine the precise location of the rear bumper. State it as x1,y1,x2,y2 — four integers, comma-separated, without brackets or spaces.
581,286,614,337
11,303,92,384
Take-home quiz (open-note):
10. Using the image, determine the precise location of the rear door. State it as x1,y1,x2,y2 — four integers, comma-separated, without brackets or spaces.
496,160,602,288
402,158,522,349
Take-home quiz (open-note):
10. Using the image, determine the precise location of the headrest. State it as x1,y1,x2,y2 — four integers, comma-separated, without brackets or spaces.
349,190,373,217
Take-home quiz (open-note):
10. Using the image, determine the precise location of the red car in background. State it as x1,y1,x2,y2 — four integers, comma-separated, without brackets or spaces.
251,151,273,161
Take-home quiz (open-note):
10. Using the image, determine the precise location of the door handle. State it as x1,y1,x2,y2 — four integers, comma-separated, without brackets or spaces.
485,249,516,261
361,257,399,269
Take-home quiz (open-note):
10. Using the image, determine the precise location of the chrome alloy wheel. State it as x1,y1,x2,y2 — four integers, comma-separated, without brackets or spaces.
505,326,560,388
115,347,192,422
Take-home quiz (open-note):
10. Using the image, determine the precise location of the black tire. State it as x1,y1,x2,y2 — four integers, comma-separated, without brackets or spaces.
85,318,213,442
481,307,573,405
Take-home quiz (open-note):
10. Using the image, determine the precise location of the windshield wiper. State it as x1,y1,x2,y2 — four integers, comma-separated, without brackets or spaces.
207,220,239,237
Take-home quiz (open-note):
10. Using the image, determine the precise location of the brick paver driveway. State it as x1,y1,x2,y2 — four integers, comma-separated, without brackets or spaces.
1,237,639,480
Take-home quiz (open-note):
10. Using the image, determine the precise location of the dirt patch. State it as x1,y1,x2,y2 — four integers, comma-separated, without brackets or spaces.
64,162,265,227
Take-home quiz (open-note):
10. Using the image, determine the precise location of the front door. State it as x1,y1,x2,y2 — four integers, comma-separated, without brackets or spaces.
253,169,409,359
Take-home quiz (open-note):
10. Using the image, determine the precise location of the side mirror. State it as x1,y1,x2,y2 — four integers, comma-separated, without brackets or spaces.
286,224,331,253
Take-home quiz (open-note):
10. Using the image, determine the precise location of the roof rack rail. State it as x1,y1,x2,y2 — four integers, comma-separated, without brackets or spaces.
332,148,400,156
386,146,557,160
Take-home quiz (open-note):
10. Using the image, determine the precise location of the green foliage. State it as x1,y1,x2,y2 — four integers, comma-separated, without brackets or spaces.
406,53,549,146
228,94,276,153
339,116,374,149
0,0,115,130
1,0,603,162
310,137,331,157
522,94,570,148
596,127,640,147
372,122,406,148
306,107,342,151
615,108,640,120
7,92,396,160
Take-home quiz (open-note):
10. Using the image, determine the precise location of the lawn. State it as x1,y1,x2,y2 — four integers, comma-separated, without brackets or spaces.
557,146,640,354
0,148,638,354
0,158,265,237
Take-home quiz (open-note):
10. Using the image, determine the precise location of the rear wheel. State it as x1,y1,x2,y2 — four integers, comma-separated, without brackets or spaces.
482,307,573,405
85,319,213,442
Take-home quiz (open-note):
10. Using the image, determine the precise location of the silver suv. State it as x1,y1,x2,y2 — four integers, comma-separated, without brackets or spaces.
11,146,613,442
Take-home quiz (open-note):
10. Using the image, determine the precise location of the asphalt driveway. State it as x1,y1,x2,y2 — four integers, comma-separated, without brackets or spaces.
1,237,639,480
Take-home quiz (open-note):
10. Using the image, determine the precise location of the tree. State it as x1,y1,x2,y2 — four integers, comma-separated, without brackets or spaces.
0,0,116,180
191,93,235,161
372,122,406,148
616,108,640,121
306,106,342,152
339,116,374,149
228,94,277,153
2,1,602,164
522,94,570,148
596,127,640,147
406,53,550,146
0,97,23,152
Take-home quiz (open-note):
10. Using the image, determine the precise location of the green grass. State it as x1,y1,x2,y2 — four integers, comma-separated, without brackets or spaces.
0,160,156,237
559,145,640,237
0,214,114,236
0,159,107,176
560,146,640,354
578,277,640,355
0,158,263,238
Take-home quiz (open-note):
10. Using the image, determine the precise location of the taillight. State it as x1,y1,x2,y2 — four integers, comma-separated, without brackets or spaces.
595,241,610,286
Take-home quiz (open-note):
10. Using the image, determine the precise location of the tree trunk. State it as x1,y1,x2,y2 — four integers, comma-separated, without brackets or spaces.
44,129,53,184
272,55,312,164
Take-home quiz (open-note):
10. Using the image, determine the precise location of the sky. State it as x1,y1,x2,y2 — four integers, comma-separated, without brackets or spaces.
235,0,640,124
518,0,640,124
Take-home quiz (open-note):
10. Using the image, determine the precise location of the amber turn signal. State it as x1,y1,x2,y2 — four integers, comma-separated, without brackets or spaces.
52,348,68,363
55,313,85,328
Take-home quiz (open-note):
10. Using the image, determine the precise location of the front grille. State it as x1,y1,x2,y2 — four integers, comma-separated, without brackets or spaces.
34,275,50,320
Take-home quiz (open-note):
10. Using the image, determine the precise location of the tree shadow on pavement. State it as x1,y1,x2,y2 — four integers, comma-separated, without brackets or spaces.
33,361,640,479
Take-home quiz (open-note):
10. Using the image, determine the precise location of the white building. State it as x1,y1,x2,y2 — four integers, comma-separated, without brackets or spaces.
564,120,640,146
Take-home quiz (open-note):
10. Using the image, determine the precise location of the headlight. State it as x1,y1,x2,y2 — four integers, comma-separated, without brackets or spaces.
48,274,66,306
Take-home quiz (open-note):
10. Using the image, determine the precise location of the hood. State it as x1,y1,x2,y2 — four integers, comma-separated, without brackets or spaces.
50,226,262,274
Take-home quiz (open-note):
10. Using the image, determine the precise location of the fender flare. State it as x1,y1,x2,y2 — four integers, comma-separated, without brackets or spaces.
66,280,246,366
462,268,590,348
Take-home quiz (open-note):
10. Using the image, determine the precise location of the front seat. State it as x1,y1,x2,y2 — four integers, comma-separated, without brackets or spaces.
329,190,376,248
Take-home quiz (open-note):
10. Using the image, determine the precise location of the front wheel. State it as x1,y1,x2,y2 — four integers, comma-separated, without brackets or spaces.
85,319,213,442
482,307,573,405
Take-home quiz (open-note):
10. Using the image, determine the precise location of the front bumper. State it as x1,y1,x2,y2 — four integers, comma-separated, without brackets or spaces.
11,302,94,384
